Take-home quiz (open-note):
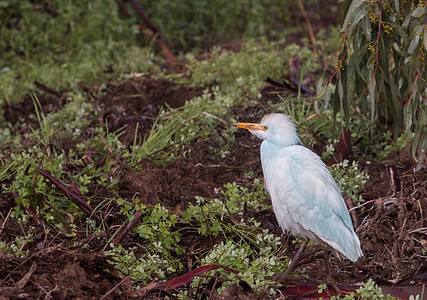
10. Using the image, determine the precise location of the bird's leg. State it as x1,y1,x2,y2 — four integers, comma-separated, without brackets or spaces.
301,248,341,297
324,246,330,277
323,247,341,296
284,239,309,276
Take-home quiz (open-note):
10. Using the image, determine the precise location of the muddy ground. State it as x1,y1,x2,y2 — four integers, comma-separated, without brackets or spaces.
0,71,426,299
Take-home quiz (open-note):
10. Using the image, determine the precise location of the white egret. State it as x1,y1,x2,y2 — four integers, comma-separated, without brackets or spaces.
234,113,363,274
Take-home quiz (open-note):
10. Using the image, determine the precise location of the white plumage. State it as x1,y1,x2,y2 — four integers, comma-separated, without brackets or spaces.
234,113,363,262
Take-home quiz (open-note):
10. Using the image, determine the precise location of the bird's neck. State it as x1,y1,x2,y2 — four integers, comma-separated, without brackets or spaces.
261,139,297,153
260,141,289,180
261,141,286,159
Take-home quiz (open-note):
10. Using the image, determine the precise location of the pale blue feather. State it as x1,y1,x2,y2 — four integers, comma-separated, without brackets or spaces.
249,113,363,262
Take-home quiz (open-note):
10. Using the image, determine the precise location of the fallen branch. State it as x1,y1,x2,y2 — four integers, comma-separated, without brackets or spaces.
116,0,176,63
0,207,13,236
113,192,154,245
289,77,315,95
112,209,144,245
33,81,62,98
100,276,131,300
38,169,101,222
16,262,37,290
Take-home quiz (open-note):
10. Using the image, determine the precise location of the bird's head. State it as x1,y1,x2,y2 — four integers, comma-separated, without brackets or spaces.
233,113,301,147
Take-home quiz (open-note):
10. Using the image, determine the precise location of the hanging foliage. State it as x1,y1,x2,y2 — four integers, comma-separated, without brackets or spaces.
317,0,426,164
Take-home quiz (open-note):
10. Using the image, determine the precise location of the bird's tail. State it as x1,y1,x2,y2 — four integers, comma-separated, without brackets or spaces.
322,228,363,262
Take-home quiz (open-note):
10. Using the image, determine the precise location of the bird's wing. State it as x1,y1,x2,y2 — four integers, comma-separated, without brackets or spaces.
264,145,360,260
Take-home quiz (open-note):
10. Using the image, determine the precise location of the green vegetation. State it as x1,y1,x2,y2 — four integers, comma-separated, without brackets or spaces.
105,244,178,283
331,279,397,299
328,160,369,205
0,0,158,108
141,0,291,51
317,0,426,164
106,179,286,293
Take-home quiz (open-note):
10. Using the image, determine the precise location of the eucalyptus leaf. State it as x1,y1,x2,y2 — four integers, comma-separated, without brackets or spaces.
389,23,408,46
323,84,332,109
320,0,426,163
346,56,356,110
338,78,344,103
403,102,413,132
411,6,425,18
347,3,371,41
340,0,365,33
408,35,420,55
417,134,426,161
424,27,427,51
408,26,423,54
402,13,411,28
393,42,409,56
354,45,370,80
393,0,399,14
316,75,327,97
368,77,376,123
340,0,353,27
362,13,371,40
412,132,426,170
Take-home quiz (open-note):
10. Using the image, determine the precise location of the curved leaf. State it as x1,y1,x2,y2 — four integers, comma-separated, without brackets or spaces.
411,6,425,18
347,2,371,41
340,0,365,33
424,27,427,51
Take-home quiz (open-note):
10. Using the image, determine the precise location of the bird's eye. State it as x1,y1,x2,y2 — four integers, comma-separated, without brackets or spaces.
262,125,268,131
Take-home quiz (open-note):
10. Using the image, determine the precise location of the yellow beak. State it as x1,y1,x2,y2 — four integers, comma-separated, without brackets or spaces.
233,122,267,131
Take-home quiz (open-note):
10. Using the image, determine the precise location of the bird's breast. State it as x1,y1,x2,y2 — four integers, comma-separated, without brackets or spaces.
260,142,291,198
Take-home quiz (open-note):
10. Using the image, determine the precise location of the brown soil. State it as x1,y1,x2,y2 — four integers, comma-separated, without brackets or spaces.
97,76,203,145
